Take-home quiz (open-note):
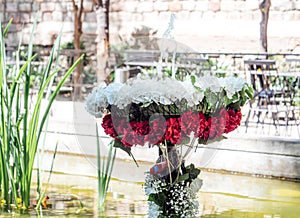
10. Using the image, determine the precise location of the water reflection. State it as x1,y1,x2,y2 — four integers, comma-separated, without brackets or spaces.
1,171,299,217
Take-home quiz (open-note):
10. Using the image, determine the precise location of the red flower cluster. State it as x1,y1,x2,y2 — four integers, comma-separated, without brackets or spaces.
101,109,242,147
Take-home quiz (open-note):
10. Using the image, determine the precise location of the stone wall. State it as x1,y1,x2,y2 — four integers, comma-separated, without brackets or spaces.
1,0,300,53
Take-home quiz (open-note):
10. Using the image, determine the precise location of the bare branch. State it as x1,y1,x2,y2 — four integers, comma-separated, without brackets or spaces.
79,0,84,20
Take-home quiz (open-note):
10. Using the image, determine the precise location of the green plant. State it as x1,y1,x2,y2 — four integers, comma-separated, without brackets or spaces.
0,19,83,210
96,124,116,212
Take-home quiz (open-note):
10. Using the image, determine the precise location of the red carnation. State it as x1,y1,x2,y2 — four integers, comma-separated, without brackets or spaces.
165,117,182,144
208,109,227,140
114,118,130,136
181,111,201,136
146,119,166,146
225,109,242,133
130,121,150,136
199,109,227,141
197,112,207,138
101,114,117,138
201,117,211,141
121,131,135,147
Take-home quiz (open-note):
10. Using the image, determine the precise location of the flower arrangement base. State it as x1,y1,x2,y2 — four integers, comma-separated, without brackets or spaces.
145,145,203,218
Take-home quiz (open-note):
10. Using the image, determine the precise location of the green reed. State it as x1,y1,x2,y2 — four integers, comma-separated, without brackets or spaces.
96,124,116,212
0,20,83,209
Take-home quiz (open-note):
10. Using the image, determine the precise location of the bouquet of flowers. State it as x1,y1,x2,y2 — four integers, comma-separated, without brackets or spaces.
86,73,253,217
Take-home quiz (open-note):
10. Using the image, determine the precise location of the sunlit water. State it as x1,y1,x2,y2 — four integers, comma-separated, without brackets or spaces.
1,170,299,218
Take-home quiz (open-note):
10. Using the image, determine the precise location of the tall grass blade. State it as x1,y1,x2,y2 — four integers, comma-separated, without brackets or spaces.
3,18,13,37
96,124,116,212
35,142,59,211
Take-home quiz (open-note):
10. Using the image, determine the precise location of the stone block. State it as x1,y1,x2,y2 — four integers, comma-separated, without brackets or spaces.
109,13,120,22
220,1,235,11
295,2,300,10
84,12,96,23
42,12,52,21
227,11,241,20
182,1,196,11
6,2,18,12
83,0,94,12
154,1,169,11
20,13,31,23
110,2,123,12
242,11,256,21
215,11,227,20
52,11,64,22
168,1,182,12
195,1,209,11
35,21,74,45
190,11,203,20
209,0,220,12
122,1,138,12
5,22,18,32
245,0,258,11
142,11,159,22
55,3,67,12
284,11,299,21
41,2,55,12
202,11,216,19
176,11,190,20
82,22,97,34
32,2,40,11
64,12,73,22
235,1,246,11
117,12,133,21
158,11,172,21
271,0,294,11
137,1,154,12
269,11,284,21
8,12,21,23
19,3,32,12
132,13,143,22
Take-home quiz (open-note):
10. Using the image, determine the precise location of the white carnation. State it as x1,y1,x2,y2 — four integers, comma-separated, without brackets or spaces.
219,77,246,99
194,76,221,93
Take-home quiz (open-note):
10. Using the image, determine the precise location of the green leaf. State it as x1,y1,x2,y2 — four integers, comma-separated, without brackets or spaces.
3,18,13,37
113,139,131,156
148,193,167,207
190,75,196,84
113,140,139,167
177,173,189,183
186,164,201,180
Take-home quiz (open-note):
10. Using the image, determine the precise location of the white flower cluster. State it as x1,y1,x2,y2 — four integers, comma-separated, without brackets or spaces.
114,76,186,109
85,74,248,116
219,77,246,99
144,173,202,218
144,173,167,195
85,82,123,117
165,182,199,217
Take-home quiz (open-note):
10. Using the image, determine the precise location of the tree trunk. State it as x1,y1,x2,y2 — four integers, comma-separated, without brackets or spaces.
72,0,84,99
95,0,110,84
259,0,271,53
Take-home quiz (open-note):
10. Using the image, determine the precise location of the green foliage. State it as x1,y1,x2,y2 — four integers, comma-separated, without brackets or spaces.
146,163,201,218
112,139,139,167
96,125,116,212
0,19,83,210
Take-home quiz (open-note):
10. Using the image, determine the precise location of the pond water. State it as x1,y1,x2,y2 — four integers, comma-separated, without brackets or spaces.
1,170,299,218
